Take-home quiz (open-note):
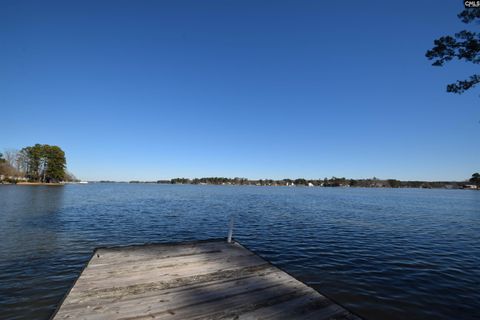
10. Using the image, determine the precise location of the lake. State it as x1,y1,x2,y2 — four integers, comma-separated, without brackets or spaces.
0,184,479,320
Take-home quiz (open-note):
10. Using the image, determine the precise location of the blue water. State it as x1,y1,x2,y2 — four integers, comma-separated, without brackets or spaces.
0,184,479,320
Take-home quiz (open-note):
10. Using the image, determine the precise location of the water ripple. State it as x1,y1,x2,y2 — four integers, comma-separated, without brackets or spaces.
0,185,479,320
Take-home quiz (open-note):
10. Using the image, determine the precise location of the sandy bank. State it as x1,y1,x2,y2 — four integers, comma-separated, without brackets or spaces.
16,182,65,186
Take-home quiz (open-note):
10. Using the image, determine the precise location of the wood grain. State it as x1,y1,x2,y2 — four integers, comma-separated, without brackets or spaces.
52,239,361,320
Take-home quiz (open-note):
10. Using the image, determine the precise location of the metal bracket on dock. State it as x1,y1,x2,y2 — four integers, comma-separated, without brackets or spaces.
227,215,234,243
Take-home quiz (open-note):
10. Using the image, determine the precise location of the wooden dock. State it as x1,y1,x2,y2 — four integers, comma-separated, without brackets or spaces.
52,239,360,320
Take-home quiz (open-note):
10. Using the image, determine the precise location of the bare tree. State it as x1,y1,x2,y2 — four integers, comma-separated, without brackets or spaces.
0,152,17,178
3,149,19,171
2,149,23,177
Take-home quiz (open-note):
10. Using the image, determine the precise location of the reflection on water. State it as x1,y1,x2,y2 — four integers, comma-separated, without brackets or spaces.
0,186,65,261
0,186,66,319
0,184,479,320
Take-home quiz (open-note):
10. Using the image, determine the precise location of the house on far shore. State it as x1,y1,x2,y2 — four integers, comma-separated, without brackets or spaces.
462,184,478,190
0,175,28,182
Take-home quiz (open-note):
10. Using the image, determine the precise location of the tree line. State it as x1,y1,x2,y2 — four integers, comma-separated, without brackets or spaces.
167,174,480,189
0,144,74,183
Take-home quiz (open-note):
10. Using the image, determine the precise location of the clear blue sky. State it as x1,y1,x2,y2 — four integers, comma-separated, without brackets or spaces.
1,0,478,181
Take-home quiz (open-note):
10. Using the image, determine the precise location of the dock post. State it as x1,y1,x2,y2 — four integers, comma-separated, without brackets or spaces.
227,215,234,243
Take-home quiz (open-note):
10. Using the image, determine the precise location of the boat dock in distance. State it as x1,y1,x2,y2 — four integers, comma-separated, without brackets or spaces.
52,239,361,320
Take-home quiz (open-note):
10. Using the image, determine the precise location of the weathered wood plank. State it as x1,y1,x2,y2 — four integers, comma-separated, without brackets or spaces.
80,247,258,278
52,239,361,320
91,241,232,267
59,271,301,319
59,267,286,309
64,265,278,306
72,254,267,291
231,291,329,319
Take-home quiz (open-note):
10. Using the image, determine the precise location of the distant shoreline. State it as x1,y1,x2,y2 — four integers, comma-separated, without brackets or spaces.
0,181,88,186
15,182,65,186
1,180,478,190
93,181,477,190
1,182,478,190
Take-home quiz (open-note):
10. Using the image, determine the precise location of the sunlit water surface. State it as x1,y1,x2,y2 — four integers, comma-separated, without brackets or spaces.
0,184,479,320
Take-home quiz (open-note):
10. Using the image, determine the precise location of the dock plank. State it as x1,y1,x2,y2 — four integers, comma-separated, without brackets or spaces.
76,251,263,285
52,239,361,320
